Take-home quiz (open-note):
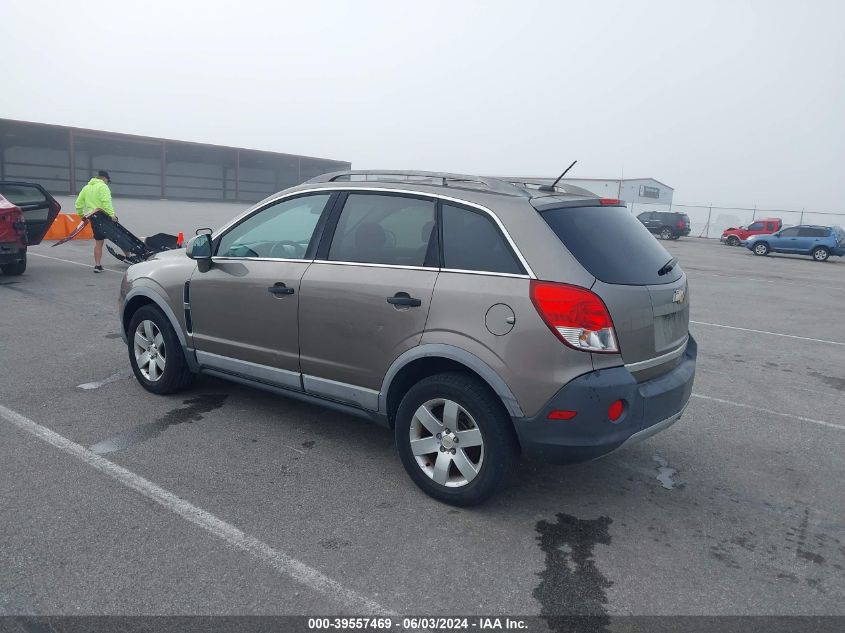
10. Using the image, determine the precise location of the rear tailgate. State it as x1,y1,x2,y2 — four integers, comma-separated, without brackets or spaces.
539,203,689,380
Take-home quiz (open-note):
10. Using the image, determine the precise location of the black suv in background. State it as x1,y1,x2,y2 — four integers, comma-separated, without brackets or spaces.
637,211,691,240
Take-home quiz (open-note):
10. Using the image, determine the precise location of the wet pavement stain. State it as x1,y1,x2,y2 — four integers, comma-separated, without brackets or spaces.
792,507,826,566
807,370,845,392
533,513,613,633
301,440,316,449
103,332,123,339
652,455,681,490
89,394,228,454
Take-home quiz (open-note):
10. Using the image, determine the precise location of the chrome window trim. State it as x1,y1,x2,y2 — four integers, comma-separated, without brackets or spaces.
624,336,689,372
212,186,537,279
312,260,439,272
439,268,530,280
211,256,313,264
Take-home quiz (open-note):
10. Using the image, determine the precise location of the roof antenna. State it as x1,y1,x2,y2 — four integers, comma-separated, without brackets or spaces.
539,160,577,192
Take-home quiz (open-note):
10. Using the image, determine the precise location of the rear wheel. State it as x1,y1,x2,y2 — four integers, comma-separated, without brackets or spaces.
727,236,740,247
812,246,829,262
1,253,26,276
753,242,770,256
395,372,516,506
127,305,195,394
659,227,674,240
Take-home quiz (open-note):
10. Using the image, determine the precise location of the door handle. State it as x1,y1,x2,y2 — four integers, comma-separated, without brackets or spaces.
387,292,421,307
268,283,295,296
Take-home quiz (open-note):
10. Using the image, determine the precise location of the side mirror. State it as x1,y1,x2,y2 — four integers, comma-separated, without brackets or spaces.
186,233,212,260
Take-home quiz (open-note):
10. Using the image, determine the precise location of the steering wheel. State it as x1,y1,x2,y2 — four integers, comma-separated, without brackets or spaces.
269,240,305,259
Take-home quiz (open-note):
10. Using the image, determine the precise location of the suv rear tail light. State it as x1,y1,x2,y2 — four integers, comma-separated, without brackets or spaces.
678,219,686,229
529,280,619,353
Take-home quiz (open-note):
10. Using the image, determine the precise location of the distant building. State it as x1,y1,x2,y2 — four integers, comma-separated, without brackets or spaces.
0,118,350,203
505,176,674,206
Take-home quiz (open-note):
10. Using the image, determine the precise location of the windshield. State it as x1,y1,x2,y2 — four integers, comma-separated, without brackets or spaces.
541,205,684,285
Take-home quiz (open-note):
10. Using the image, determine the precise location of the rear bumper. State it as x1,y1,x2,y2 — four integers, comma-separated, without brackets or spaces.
0,242,25,263
513,336,697,463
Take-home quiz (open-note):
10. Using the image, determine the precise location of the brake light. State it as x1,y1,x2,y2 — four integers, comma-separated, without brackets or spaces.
599,198,621,206
529,280,619,353
678,219,686,229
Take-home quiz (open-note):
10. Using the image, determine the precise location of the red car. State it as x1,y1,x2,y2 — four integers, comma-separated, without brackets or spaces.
0,181,62,275
720,217,782,246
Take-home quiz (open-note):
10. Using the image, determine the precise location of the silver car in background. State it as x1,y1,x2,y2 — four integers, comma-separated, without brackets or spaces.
119,170,696,505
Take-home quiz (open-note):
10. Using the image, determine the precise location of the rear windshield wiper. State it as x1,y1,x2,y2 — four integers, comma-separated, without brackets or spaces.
658,257,678,276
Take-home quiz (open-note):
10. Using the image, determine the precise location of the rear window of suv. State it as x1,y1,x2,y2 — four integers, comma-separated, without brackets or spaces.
540,205,683,286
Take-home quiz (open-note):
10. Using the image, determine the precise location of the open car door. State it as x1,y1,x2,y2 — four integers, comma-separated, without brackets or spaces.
0,181,61,246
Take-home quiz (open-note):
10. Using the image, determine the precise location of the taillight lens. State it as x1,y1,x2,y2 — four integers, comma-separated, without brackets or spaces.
529,280,619,353
678,219,686,229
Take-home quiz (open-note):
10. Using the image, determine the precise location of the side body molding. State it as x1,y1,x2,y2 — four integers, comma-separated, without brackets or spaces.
379,344,525,418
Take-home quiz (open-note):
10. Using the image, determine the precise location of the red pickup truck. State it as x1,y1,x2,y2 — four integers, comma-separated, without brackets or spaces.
720,218,782,246
0,182,62,275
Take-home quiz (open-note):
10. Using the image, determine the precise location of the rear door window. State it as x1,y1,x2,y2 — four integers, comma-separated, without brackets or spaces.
441,203,524,274
541,205,682,285
327,193,436,267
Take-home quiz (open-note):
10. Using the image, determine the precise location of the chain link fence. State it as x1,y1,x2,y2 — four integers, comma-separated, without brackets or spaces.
628,200,845,239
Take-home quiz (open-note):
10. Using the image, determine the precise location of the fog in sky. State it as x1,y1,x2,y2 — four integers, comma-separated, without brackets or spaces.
2,0,843,211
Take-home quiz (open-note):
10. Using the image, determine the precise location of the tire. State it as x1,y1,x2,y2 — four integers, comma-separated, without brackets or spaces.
1,253,26,276
727,236,740,247
753,242,770,256
394,372,517,506
812,246,829,262
127,304,195,395
659,227,674,240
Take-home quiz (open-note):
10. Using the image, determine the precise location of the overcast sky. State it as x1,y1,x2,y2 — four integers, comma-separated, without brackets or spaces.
2,0,843,211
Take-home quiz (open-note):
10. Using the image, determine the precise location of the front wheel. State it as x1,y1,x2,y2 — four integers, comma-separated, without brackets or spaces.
812,246,829,262
127,304,195,394
395,372,516,506
1,253,26,276
659,227,674,240
753,242,770,256
727,236,740,247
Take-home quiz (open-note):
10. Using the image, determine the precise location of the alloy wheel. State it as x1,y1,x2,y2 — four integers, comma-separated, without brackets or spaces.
409,398,484,488
134,319,166,381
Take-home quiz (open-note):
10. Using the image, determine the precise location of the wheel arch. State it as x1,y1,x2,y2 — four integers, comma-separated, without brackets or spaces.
380,344,524,428
122,287,189,349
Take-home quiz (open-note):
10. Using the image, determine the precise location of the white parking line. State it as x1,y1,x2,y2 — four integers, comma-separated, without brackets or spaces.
691,393,845,431
690,320,845,347
0,403,394,615
688,270,845,292
28,252,124,274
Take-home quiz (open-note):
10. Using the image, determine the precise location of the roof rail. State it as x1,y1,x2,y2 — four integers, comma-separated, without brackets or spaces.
307,170,531,197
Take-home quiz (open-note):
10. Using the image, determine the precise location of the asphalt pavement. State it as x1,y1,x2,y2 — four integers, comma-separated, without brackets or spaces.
1,233,843,617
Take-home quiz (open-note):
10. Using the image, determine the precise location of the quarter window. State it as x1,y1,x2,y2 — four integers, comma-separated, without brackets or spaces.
798,227,829,237
217,194,331,259
441,204,524,274
328,194,436,266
